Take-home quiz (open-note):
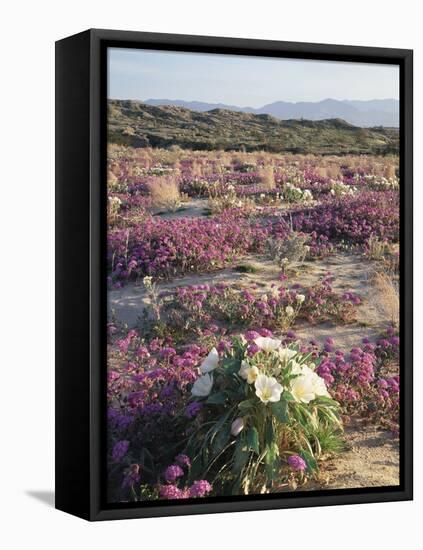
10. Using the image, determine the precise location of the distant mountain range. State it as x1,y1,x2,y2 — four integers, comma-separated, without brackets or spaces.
108,100,399,155
144,98,399,128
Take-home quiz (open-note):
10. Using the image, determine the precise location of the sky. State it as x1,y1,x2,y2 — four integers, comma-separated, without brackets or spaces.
108,47,399,107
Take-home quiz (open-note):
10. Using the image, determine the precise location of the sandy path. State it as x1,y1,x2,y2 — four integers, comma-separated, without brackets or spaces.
152,198,209,219
108,251,387,351
303,419,400,490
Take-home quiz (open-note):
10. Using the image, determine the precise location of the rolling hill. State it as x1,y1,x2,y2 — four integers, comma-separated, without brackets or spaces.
108,100,399,155
144,98,399,128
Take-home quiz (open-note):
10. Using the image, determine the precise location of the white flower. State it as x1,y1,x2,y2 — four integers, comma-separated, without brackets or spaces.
310,373,330,397
296,294,305,304
191,373,213,397
239,361,260,384
199,347,219,374
278,348,297,363
289,360,303,375
254,336,282,353
290,365,329,403
231,417,244,436
143,276,153,288
255,374,283,404
285,305,294,317
290,375,316,403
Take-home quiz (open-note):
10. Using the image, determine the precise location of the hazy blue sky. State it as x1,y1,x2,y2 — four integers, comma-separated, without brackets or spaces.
108,47,399,106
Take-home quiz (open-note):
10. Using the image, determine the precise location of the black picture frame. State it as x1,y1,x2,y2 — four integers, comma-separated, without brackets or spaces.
55,28,413,521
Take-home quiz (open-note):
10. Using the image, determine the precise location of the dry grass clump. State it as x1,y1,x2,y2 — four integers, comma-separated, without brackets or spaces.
267,232,310,270
259,165,276,190
384,164,397,179
364,235,391,261
314,164,342,180
108,196,122,226
148,176,181,212
372,271,399,327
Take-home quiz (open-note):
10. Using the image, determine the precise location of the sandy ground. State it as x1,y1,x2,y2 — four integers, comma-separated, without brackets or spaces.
108,251,387,350
152,198,209,219
302,418,399,490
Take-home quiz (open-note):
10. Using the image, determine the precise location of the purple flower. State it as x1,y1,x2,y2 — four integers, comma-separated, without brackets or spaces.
258,328,273,337
185,401,202,418
287,455,307,471
247,343,260,356
175,454,191,469
160,347,176,357
136,346,150,358
111,440,129,463
188,480,213,497
159,485,187,500
164,464,184,483
121,464,140,489
245,330,260,341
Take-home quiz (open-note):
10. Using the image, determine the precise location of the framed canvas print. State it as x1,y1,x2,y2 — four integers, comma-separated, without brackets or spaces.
55,29,413,521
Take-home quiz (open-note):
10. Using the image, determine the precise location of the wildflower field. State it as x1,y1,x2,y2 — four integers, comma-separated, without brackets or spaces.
107,145,400,502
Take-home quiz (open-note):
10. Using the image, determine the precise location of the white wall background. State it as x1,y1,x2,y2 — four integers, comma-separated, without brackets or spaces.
0,0,420,547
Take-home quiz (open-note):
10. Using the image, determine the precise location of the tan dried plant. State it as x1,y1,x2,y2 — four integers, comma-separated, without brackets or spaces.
373,271,399,327
148,176,181,212
259,165,276,190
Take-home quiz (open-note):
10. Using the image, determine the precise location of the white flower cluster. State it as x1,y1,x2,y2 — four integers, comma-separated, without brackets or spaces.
284,182,313,203
364,175,399,191
191,336,330,408
329,181,357,197
108,196,122,207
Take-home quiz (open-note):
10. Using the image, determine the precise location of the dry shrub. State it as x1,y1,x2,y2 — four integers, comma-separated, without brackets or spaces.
314,164,342,179
314,166,328,178
108,196,122,226
267,232,310,270
148,176,181,211
108,170,118,186
373,271,399,327
365,235,391,260
259,165,276,190
326,164,342,180
384,164,397,179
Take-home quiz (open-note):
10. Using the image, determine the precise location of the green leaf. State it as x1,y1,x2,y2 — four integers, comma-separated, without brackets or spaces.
270,399,288,423
222,357,241,375
247,426,260,455
282,391,296,402
232,436,249,474
238,399,255,411
297,351,314,365
301,450,318,472
212,425,231,456
265,419,275,447
206,392,226,405
314,395,340,408
264,443,280,484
